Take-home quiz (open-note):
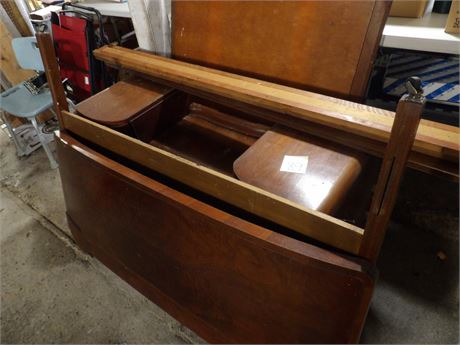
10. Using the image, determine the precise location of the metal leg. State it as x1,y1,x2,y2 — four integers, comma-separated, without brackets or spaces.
1,112,26,156
30,116,58,169
66,98,76,113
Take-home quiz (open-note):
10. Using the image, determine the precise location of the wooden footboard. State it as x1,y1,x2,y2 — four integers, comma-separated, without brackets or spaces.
56,131,375,343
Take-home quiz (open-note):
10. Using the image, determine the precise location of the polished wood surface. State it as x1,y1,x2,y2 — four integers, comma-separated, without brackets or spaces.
360,94,425,262
61,110,364,255
75,77,173,126
172,1,390,100
234,127,365,214
128,90,189,143
56,131,375,343
189,102,270,139
93,46,459,179
152,113,251,176
180,113,257,148
151,102,268,175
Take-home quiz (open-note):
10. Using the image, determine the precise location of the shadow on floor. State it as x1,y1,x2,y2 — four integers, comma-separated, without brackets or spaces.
361,221,459,344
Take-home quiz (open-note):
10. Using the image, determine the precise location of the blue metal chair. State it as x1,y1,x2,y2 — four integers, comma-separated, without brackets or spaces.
0,37,58,169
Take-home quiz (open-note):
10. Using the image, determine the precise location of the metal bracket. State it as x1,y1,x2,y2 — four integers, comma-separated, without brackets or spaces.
405,76,425,104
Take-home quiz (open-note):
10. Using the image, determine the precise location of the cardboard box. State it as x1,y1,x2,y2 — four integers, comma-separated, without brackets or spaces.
29,5,61,21
389,0,429,18
445,0,460,33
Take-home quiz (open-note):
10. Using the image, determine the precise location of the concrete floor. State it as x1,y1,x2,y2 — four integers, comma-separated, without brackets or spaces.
0,128,458,344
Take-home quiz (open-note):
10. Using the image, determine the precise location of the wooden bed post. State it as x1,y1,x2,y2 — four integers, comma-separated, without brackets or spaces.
360,77,426,262
36,32,68,127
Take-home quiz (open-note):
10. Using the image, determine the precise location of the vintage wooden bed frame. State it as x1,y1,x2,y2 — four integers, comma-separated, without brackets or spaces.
36,2,459,342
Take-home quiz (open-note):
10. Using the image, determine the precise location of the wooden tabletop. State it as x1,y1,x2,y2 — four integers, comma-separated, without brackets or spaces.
234,127,366,214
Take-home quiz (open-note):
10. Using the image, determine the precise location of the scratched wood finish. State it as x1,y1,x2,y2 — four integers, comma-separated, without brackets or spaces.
61,110,364,254
56,131,375,343
234,127,366,214
172,1,390,100
93,46,459,179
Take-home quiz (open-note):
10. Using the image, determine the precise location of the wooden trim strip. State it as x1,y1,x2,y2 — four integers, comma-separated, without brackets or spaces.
61,110,364,255
36,33,69,126
361,95,424,262
93,46,459,164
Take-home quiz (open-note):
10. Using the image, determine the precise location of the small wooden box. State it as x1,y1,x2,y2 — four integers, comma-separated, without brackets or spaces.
75,77,188,142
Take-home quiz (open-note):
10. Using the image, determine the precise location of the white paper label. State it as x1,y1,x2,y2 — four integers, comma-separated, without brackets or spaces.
84,76,89,85
280,155,309,174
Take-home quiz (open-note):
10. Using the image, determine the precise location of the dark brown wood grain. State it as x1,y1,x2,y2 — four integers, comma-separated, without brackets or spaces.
56,130,375,343
234,127,366,214
172,0,388,100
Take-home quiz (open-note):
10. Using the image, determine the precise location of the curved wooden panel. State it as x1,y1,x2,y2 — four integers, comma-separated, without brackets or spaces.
56,131,375,343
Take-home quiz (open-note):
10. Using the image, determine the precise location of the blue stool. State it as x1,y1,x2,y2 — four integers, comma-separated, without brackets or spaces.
0,37,58,169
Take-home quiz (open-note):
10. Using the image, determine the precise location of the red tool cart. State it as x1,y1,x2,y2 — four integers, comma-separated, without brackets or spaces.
51,3,111,103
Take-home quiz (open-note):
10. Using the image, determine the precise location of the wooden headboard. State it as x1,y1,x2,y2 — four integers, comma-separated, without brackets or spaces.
172,1,391,100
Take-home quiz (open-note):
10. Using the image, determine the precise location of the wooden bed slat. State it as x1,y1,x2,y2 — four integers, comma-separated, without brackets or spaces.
61,110,364,255
93,46,459,178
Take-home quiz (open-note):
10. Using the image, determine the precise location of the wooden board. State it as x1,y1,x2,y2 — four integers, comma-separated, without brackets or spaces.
234,127,365,214
360,95,424,261
61,110,364,255
56,131,375,343
172,1,390,100
0,20,34,85
93,46,459,178
0,2,32,37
